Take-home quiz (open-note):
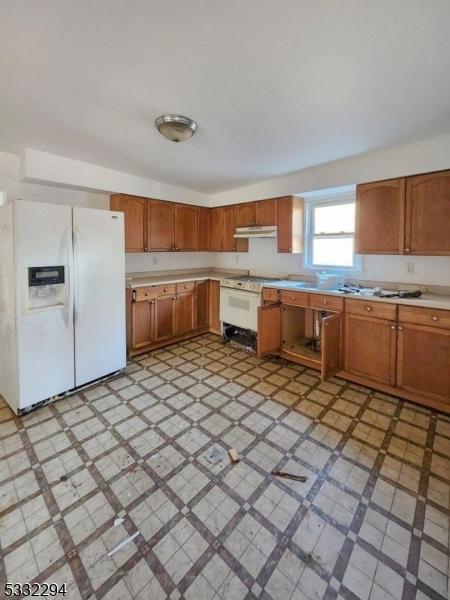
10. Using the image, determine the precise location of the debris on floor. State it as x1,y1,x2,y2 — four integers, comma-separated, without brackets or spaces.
205,446,225,464
114,517,125,527
107,531,140,559
228,448,240,463
271,470,307,482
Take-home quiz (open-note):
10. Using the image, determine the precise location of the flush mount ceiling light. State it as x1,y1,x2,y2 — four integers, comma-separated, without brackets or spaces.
155,114,197,142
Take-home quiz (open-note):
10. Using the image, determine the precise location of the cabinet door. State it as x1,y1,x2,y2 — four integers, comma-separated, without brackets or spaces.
175,292,195,335
222,205,237,252
154,295,176,340
236,203,255,227
355,178,405,254
111,195,147,252
175,204,198,251
208,280,221,334
344,314,397,386
257,304,281,357
148,200,174,251
405,170,450,255
321,313,343,380
197,207,210,250
131,300,154,348
209,207,224,251
255,199,277,226
223,206,248,252
397,322,450,403
195,281,209,329
277,196,303,253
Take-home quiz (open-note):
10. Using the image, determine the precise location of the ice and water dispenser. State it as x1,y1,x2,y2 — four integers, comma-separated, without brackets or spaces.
26,266,67,311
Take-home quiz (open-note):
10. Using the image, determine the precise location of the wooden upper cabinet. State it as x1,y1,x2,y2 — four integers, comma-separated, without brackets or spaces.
148,200,174,251
197,207,210,250
236,199,277,227
222,206,237,252
405,170,450,255
223,206,248,252
396,322,450,404
355,178,405,254
175,204,198,251
344,314,397,386
255,199,277,226
110,194,147,252
236,203,255,227
277,196,303,253
209,207,224,251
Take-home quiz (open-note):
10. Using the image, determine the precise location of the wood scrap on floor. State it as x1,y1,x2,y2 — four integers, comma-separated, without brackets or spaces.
107,531,140,558
228,448,240,463
271,470,307,482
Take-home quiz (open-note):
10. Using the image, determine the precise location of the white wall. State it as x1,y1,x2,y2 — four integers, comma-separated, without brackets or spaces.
22,148,209,206
0,151,108,209
213,238,450,286
209,132,450,205
125,252,213,273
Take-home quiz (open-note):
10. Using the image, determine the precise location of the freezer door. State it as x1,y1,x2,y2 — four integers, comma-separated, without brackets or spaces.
73,207,126,386
15,201,75,410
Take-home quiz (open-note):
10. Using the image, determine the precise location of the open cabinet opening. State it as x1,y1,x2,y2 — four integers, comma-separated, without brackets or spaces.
281,306,336,366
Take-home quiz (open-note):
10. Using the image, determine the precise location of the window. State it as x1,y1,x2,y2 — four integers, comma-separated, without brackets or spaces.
305,197,358,271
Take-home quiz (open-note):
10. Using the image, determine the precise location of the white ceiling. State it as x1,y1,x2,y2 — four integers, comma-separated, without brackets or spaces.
1,1,449,194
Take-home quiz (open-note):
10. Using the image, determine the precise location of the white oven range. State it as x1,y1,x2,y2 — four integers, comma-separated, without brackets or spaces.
219,276,280,332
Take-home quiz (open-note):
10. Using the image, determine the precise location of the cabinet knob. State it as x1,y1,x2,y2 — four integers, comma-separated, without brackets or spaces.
391,325,396,330
322,300,328,305
398,326,403,330
365,306,372,311
164,287,168,292
184,285,188,289
288,247,292,251
431,316,439,321
405,248,411,253
291,296,295,300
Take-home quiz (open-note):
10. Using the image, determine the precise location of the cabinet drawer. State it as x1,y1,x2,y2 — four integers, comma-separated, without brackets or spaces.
156,284,176,296
134,286,159,302
176,281,195,293
345,298,397,320
310,294,344,312
262,287,279,303
280,290,309,307
398,305,450,330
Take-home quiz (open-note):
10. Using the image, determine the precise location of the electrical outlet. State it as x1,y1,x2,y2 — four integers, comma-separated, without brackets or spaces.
404,262,414,275
152,256,158,265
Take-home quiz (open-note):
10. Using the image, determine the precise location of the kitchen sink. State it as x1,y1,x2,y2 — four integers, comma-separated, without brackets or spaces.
275,280,319,290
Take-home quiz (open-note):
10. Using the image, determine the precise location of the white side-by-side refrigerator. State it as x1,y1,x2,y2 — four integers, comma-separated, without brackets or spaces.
0,200,126,414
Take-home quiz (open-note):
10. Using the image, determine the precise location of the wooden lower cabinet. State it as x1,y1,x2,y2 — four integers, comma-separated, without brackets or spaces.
396,322,450,404
131,299,155,348
257,301,343,381
175,292,195,335
344,314,397,386
208,280,221,335
196,281,209,329
128,279,221,356
154,295,176,341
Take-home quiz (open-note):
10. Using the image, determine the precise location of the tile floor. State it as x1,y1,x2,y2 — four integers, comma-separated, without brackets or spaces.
0,334,449,600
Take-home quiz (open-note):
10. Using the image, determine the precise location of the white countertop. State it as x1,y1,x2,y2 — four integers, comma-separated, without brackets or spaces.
264,282,450,311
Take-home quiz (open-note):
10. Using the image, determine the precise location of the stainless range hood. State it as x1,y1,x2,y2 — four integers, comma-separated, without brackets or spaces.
233,225,277,238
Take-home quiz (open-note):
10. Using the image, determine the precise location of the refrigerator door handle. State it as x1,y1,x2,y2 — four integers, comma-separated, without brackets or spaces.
73,225,79,326
62,226,73,328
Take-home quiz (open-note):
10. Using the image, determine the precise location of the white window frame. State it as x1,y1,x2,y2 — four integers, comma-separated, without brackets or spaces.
304,194,362,274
